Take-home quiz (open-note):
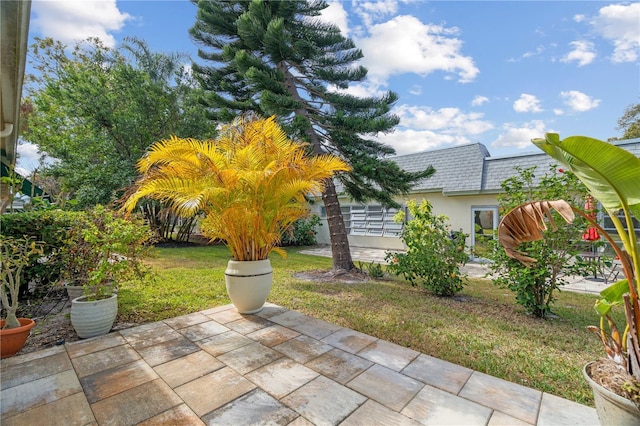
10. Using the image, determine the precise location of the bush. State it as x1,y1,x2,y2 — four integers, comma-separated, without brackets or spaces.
280,214,321,246
488,165,591,318
385,200,468,297
0,209,84,297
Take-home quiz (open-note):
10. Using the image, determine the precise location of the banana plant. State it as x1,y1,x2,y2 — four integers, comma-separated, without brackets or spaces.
497,133,640,380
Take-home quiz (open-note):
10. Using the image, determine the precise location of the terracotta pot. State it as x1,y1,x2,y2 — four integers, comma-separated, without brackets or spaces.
584,361,640,425
225,259,272,314
1,318,36,358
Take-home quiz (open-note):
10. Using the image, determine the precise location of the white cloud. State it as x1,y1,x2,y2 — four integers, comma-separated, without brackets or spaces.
409,85,422,96
357,15,479,85
471,96,489,107
553,109,564,116
513,94,543,113
32,0,131,48
591,3,640,63
573,14,586,23
491,121,550,149
352,0,399,27
375,128,468,155
320,1,350,36
561,40,596,66
394,105,493,134
16,142,42,173
560,90,601,112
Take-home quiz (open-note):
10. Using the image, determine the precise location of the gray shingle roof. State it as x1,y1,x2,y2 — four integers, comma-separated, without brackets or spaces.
391,143,490,194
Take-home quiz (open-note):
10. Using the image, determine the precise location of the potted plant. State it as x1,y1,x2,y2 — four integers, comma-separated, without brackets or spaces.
68,205,153,338
0,235,44,358
123,113,349,313
497,133,640,424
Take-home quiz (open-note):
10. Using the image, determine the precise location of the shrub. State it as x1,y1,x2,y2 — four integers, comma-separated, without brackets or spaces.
280,214,322,246
0,209,84,297
488,165,591,318
385,200,468,297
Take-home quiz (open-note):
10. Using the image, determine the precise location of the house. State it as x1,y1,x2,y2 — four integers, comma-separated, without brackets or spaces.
1,1,32,212
312,138,640,254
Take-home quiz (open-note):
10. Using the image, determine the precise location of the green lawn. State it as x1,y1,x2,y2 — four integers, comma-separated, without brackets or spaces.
118,244,616,406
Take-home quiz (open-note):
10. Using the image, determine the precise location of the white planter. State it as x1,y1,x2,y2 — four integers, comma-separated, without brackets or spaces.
225,259,273,314
71,293,118,338
64,283,84,300
584,361,640,425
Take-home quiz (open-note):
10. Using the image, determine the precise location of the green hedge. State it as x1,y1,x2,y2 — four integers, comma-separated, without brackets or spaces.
1,209,85,296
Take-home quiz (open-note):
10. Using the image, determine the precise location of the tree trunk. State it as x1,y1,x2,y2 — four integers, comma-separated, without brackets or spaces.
278,62,355,271
322,178,355,271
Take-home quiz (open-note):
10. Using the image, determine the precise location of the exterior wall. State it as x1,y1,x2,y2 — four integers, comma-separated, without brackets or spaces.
313,191,499,250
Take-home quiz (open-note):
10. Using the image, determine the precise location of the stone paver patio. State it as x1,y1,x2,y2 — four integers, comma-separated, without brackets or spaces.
1,303,597,425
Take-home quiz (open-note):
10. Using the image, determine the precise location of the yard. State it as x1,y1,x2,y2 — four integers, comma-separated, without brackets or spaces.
108,243,613,406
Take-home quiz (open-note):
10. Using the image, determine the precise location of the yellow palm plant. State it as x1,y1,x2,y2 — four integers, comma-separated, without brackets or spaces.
123,114,350,261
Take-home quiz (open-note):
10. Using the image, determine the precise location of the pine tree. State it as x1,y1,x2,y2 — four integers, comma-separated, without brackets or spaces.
190,0,434,270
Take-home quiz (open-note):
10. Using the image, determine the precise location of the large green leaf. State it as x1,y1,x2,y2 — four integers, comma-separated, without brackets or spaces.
532,134,640,220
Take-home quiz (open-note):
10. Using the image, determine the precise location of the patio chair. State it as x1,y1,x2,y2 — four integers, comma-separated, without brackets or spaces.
605,258,623,284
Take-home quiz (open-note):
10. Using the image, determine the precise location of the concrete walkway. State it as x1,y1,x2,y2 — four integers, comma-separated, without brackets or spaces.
1,303,598,425
300,246,612,295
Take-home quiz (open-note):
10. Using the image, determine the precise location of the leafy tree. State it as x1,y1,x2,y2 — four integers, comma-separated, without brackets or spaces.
616,100,640,140
22,37,216,208
385,200,468,297
189,0,434,270
488,165,591,318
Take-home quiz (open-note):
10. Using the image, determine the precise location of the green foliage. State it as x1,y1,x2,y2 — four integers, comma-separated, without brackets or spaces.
385,200,468,297
616,100,640,140
280,214,321,246
489,165,591,318
357,261,385,279
22,37,216,207
58,205,154,300
0,236,44,328
0,209,83,295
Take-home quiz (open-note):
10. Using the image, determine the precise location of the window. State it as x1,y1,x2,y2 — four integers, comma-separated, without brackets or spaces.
340,205,404,237
602,210,640,239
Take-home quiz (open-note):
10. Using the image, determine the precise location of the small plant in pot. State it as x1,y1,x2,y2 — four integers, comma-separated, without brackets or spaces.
68,205,153,338
0,235,44,358
497,134,640,424
123,113,349,313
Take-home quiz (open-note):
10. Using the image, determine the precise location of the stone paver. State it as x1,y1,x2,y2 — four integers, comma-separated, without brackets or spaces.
217,341,283,375
203,388,299,425
174,367,255,417
402,383,493,425
153,350,224,388
246,324,300,347
91,378,182,425
281,376,367,426
321,328,377,354
273,335,333,364
357,339,420,372
305,348,373,384
402,353,474,394
459,371,542,425
347,364,423,411
245,358,319,399
341,400,421,426
1,303,598,426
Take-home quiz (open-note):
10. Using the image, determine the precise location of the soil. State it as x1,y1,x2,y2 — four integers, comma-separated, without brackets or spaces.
587,358,640,409
293,268,371,284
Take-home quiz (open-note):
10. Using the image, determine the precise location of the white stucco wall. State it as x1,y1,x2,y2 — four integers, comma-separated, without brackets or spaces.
312,191,500,250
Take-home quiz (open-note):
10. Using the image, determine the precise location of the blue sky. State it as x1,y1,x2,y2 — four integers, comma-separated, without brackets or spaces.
17,0,640,173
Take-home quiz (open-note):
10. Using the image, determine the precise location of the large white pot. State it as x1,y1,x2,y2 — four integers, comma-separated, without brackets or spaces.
225,259,272,314
584,361,640,425
70,293,118,338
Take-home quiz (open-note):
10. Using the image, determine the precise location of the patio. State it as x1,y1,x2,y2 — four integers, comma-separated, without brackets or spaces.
1,303,597,425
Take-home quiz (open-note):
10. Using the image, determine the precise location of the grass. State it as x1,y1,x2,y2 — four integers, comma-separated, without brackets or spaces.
118,244,620,407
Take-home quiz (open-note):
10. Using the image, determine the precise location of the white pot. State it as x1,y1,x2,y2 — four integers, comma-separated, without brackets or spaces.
70,293,118,338
225,259,272,314
584,361,640,425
